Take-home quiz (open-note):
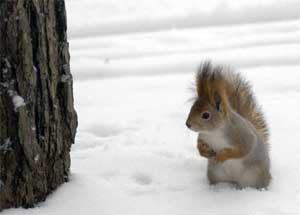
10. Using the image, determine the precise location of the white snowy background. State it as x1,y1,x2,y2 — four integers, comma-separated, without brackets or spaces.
4,0,300,214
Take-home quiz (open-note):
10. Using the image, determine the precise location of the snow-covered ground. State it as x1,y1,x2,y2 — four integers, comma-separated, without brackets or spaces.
4,0,300,214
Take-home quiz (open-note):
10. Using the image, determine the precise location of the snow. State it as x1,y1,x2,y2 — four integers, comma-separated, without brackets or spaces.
7,88,26,112
0,138,12,154
3,0,300,214
34,154,40,163
11,94,25,111
67,0,300,37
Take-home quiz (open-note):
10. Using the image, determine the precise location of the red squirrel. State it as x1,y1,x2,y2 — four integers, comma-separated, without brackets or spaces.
186,62,271,189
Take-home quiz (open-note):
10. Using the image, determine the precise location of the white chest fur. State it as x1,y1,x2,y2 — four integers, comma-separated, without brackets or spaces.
198,128,230,152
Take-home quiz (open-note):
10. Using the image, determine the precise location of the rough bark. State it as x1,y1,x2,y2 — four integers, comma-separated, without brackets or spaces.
0,0,77,210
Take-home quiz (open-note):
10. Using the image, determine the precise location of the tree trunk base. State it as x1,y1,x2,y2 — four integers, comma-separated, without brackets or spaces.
0,0,77,210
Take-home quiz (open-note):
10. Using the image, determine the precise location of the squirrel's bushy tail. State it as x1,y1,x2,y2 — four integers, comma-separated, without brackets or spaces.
197,62,269,143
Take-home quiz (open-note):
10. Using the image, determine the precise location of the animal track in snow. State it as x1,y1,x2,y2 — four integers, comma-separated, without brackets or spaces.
131,172,153,186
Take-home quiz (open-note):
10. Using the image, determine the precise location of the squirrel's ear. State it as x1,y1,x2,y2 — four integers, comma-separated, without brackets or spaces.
214,91,221,111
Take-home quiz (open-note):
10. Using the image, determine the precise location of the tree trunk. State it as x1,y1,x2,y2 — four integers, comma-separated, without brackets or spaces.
0,0,77,210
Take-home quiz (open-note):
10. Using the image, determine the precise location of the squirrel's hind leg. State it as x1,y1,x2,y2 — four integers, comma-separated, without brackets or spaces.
238,166,271,189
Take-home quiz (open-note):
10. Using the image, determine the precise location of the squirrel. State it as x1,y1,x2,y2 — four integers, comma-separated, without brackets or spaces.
186,61,271,189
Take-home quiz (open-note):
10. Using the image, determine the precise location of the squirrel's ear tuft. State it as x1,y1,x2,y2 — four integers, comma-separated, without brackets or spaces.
214,91,222,111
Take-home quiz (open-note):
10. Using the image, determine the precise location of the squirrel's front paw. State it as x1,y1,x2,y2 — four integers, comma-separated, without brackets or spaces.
197,143,216,158
214,148,232,163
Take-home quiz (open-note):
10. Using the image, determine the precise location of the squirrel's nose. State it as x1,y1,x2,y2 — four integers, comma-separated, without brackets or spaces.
186,121,191,129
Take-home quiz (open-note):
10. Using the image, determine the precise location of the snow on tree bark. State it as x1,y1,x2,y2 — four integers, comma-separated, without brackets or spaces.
0,0,77,209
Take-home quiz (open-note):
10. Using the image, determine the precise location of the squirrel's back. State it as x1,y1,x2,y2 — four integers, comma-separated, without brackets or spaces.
196,61,269,143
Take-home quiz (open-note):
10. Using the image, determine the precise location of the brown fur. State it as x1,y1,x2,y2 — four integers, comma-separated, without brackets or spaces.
187,63,271,188
214,145,244,162
195,61,269,144
197,139,216,158
198,133,245,163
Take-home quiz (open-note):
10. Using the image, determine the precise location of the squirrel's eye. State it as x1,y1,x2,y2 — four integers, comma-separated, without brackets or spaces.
201,111,211,120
